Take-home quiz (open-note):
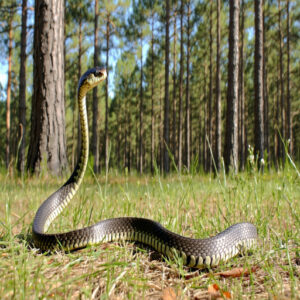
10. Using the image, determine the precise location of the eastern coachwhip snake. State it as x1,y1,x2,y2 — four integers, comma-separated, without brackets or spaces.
32,67,257,268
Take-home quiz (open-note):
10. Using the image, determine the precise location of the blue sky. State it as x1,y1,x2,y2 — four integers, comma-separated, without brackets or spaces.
0,64,7,89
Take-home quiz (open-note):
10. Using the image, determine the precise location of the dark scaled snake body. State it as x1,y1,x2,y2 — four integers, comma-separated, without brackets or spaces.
32,67,257,268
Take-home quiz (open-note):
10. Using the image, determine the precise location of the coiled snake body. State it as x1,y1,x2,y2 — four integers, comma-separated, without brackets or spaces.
33,67,257,268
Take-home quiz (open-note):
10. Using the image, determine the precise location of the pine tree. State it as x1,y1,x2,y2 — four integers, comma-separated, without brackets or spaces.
27,0,67,174
224,0,239,172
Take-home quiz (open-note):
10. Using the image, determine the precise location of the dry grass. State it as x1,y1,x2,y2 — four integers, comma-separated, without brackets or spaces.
0,165,299,299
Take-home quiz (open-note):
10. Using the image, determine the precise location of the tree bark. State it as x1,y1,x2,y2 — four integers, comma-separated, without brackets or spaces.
76,19,82,162
6,15,13,169
28,0,67,174
151,15,155,174
139,38,144,174
208,0,213,172
163,0,170,173
185,0,191,171
215,0,221,172
263,6,270,169
239,0,246,170
286,0,292,155
92,0,100,173
254,0,264,170
224,0,239,173
17,0,28,174
278,0,285,165
203,64,208,171
172,8,177,163
105,15,110,173
178,0,184,172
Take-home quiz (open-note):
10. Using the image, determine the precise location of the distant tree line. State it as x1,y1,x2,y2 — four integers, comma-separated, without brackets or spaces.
0,0,299,175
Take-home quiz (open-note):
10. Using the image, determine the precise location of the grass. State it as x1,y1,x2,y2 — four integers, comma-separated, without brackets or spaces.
0,164,299,299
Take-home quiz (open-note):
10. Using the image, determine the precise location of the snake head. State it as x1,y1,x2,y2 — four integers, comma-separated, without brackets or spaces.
78,67,107,92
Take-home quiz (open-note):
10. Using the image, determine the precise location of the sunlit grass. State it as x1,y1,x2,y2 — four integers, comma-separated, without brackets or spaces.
0,165,299,298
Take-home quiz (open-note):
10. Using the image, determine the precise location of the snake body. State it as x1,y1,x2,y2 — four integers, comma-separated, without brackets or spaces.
33,67,257,268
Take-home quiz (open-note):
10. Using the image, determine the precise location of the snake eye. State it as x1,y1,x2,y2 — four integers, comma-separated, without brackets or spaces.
94,68,106,78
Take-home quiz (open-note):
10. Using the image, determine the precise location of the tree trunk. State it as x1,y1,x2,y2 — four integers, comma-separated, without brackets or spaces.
278,0,285,165
127,93,131,172
178,0,184,172
215,0,221,172
28,0,67,174
159,76,163,172
254,0,264,170
263,6,270,169
6,16,13,169
139,38,144,174
17,0,28,174
239,0,246,170
76,19,82,162
286,0,292,155
172,9,177,163
275,62,280,169
92,0,100,173
105,15,110,173
224,0,239,173
207,0,213,172
163,0,170,173
151,15,155,174
185,0,191,171
203,64,208,171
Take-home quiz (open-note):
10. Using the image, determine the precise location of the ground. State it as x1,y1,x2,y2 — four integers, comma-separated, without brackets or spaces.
0,166,299,299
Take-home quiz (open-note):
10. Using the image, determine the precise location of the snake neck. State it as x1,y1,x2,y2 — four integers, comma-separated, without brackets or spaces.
70,94,89,186
33,93,89,234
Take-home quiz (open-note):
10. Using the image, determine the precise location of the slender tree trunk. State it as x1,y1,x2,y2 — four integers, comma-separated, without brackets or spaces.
151,15,155,174
92,0,100,173
185,0,191,171
207,0,213,172
263,6,270,169
17,0,28,174
6,17,13,169
28,0,67,174
178,0,184,172
139,38,144,174
198,92,202,168
124,101,127,169
159,76,163,172
76,20,82,161
203,64,208,171
239,0,246,170
254,0,264,170
116,98,121,169
127,94,131,172
275,61,280,168
105,15,110,172
163,0,170,173
71,73,77,169
286,0,292,155
224,0,239,173
172,9,177,163
215,0,221,172
278,0,285,165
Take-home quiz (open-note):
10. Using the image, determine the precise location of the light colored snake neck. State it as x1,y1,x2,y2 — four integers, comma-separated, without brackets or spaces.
33,80,91,234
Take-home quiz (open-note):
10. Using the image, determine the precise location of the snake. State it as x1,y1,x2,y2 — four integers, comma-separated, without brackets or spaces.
32,66,258,268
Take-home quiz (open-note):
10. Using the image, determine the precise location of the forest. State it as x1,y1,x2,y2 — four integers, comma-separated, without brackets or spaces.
0,0,299,175
1,1,300,298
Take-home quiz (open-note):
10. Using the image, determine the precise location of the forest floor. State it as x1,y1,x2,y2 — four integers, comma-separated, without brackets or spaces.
0,164,299,299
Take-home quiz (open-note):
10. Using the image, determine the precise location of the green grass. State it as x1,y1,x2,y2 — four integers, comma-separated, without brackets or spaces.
0,165,299,299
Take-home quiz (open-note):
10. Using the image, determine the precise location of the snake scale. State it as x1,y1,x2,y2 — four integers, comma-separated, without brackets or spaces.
32,67,258,268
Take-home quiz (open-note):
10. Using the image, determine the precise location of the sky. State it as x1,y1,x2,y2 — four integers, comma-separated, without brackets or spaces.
0,64,7,90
